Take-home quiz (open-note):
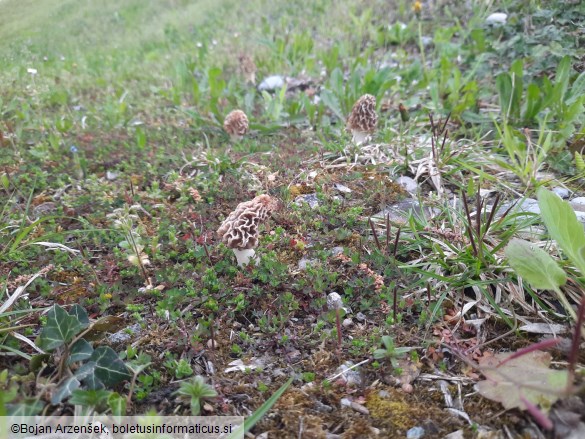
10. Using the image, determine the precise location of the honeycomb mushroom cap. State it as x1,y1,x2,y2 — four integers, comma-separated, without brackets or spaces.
223,110,249,139
347,94,378,133
217,194,277,250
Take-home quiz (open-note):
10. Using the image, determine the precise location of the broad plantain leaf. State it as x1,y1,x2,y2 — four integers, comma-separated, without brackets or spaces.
537,187,585,275
504,238,566,290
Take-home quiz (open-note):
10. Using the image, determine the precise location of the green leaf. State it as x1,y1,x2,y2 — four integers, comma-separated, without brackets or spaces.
477,350,569,411
6,399,44,416
226,377,293,439
320,89,345,122
38,305,85,351
108,392,127,418
566,71,585,105
504,239,566,290
69,389,111,408
537,188,585,274
91,347,131,386
69,304,90,328
68,339,94,364
51,376,81,404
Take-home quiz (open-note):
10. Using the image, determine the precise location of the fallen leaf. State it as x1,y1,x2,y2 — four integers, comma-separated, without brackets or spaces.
477,350,569,412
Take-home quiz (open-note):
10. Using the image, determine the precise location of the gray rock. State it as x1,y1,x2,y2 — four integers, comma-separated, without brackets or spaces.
406,426,426,439
33,202,57,216
553,187,570,199
342,318,353,327
497,198,540,216
570,197,585,212
420,36,433,47
294,193,319,209
334,183,352,193
356,312,366,322
335,361,362,387
258,75,285,91
485,12,507,25
107,323,142,345
298,257,318,270
396,176,418,194
331,246,344,257
374,198,439,224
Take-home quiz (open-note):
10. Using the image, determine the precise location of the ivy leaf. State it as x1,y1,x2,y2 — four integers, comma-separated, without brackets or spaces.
504,238,566,290
67,339,94,364
51,376,81,405
92,346,131,386
38,305,85,351
69,304,90,328
477,350,569,412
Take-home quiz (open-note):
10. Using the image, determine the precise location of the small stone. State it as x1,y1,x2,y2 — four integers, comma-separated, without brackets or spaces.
356,312,366,322
340,398,352,407
207,339,218,349
485,12,507,25
294,193,319,209
258,75,285,91
570,197,585,212
552,187,570,199
396,176,418,193
401,383,414,393
334,361,362,387
443,431,464,439
340,398,369,414
298,257,317,270
33,202,57,216
406,426,425,439
334,183,352,193
106,171,119,181
497,198,540,216
106,323,142,345
374,198,439,224
420,36,433,47
342,318,353,327
331,246,344,257
314,400,333,413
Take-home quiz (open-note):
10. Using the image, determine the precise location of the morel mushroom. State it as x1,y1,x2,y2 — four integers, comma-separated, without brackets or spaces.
216,194,277,266
223,109,249,142
347,94,378,145
238,54,257,85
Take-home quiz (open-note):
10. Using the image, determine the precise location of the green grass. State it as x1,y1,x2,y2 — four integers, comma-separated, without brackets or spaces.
1,0,585,435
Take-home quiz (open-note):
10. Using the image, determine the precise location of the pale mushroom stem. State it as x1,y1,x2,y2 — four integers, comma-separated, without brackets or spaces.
233,248,257,267
352,130,370,145
230,133,243,143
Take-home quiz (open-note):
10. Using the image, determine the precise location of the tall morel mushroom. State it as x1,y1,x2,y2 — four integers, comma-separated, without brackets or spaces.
238,54,257,85
216,194,278,266
223,109,249,142
347,94,378,145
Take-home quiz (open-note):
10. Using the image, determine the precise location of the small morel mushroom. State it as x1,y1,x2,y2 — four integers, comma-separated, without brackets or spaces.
216,194,278,266
347,94,378,145
238,54,257,85
223,109,249,142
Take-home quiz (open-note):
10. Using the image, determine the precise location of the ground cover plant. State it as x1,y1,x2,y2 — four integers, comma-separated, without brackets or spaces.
1,0,585,437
